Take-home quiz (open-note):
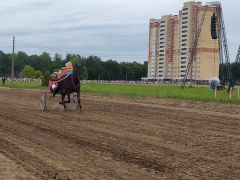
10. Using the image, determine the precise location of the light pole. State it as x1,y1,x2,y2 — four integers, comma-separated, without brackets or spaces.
11,36,15,85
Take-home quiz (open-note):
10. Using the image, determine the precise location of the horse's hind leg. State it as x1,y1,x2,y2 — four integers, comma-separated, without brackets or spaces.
68,94,71,103
77,90,81,109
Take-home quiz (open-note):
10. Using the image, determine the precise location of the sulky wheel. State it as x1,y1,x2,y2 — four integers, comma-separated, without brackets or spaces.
40,93,46,111
72,93,79,110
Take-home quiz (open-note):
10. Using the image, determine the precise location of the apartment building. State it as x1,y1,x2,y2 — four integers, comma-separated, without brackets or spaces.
147,1,219,82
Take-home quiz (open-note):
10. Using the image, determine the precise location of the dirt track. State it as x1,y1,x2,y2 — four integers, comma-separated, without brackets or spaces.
0,87,239,179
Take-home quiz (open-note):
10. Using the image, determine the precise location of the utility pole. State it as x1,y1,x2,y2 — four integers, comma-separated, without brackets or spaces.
11,36,15,84
125,73,128,82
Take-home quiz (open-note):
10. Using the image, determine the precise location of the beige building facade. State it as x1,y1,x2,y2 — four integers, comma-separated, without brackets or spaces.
148,1,219,81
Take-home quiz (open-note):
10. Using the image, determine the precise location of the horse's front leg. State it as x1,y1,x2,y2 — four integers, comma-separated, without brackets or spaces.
63,94,70,104
59,93,67,109
62,94,67,109
66,94,71,103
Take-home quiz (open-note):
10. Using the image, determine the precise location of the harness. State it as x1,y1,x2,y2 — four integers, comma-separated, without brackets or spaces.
49,66,81,94
49,72,73,87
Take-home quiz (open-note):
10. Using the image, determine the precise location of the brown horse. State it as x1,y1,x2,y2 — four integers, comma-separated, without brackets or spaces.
54,64,81,109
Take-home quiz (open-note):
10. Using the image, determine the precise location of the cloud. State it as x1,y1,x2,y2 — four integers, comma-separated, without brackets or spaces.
0,0,239,62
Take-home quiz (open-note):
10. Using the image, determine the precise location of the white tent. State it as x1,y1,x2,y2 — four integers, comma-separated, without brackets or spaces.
209,77,220,89
209,77,220,82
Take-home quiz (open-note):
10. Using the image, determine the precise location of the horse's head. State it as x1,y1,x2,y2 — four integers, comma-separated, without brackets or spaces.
73,64,81,79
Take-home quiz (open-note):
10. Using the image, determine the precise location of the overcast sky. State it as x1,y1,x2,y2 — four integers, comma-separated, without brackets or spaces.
0,0,239,62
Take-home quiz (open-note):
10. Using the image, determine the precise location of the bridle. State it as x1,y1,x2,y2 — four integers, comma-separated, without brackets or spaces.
72,67,81,90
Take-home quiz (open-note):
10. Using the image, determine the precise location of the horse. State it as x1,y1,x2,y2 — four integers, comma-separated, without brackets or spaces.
53,64,82,109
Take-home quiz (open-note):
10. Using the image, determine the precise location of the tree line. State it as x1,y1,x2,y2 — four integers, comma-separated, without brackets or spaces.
1,50,240,83
220,63,240,83
0,51,148,81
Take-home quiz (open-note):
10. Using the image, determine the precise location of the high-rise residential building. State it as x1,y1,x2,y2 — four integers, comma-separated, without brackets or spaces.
147,1,219,82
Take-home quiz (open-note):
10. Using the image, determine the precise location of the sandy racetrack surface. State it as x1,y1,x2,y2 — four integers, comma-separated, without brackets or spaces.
0,87,239,179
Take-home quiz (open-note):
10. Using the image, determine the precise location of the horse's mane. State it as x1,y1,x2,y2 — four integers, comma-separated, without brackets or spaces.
73,64,82,80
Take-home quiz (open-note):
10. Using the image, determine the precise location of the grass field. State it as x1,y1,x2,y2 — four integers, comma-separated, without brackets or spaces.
0,81,44,89
0,81,239,104
82,83,240,104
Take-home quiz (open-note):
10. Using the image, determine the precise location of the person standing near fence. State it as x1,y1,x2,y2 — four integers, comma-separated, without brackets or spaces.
2,76,5,85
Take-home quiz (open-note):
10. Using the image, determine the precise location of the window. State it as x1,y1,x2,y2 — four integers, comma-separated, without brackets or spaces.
182,21,188,24
182,30,187,33
182,26,187,29
183,7,188,11
183,12,188,15
182,35,187,38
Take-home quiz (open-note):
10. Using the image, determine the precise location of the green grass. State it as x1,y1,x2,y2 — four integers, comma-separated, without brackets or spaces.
1,81,240,104
0,81,45,89
81,83,240,104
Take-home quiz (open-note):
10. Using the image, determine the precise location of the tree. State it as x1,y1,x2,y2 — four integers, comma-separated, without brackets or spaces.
71,55,81,65
0,51,11,76
104,60,120,80
20,65,35,78
51,53,63,73
34,70,43,78
82,65,88,80
0,50,148,80
231,63,240,82
84,56,105,80
41,71,51,86
15,51,29,76
39,52,51,72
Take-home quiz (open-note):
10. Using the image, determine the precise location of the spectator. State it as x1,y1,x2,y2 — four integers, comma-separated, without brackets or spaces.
2,76,6,85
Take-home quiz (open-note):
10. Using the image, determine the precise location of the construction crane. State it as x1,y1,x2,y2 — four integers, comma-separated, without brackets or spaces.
181,2,232,88
215,2,232,84
181,6,207,88
235,45,240,63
